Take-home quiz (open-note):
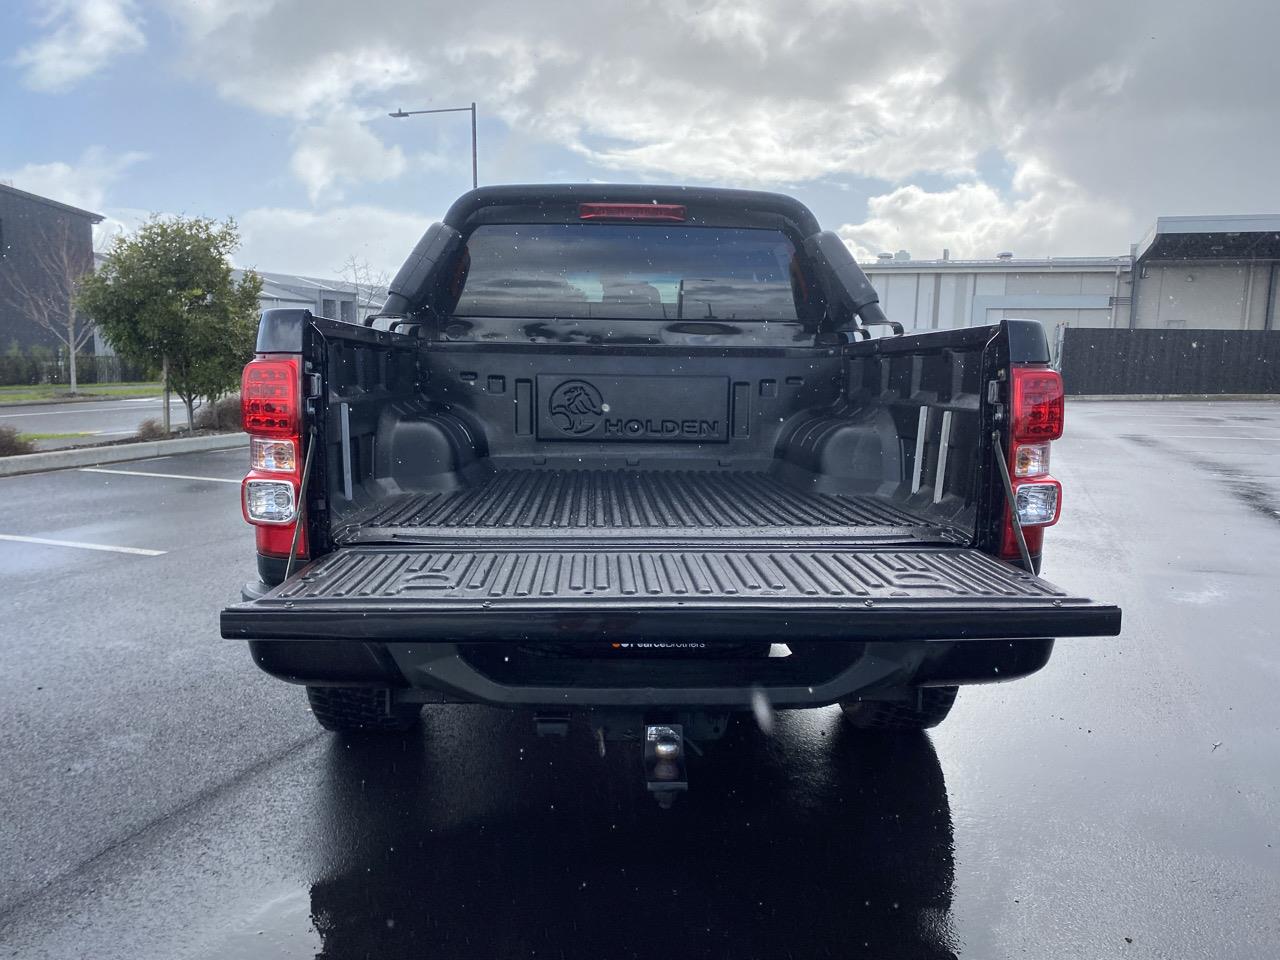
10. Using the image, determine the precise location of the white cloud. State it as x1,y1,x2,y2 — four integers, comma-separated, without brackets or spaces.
164,0,277,39
290,116,408,203
236,204,430,277
12,0,146,92
838,162,1132,260
157,0,1280,253
0,145,146,209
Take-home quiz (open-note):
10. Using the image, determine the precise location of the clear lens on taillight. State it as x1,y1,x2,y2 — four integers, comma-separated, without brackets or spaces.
250,437,296,473
244,479,297,524
1014,482,1060,525
1011,368,1064,441
1014,442,1050,477
242,357,300,436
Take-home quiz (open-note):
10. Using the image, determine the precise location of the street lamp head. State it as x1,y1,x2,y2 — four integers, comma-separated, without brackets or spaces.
388,109,409,118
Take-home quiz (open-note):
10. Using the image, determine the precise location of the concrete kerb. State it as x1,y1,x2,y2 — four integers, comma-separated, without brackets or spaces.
0,432,247,478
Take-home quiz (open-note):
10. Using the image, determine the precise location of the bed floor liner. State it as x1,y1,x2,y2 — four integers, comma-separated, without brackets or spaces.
334,467,951,543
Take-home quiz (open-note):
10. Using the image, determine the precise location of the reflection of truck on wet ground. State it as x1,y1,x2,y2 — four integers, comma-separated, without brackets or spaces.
222,184,1120,803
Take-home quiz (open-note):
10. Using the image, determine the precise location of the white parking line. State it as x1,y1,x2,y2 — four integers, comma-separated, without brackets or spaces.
0,534,166,556
80,468,241,484
0,404,170,419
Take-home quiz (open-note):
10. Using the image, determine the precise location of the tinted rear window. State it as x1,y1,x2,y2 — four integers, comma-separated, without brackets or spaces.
451,224,808,320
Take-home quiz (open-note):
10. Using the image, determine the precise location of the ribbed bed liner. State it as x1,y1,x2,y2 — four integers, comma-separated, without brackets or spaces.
222,543,1123,642
338,468,929,538
274,547,1057,602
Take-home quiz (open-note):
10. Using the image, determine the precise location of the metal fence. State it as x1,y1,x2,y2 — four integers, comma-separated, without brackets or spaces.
0,354,156,386
1060,328,1280,395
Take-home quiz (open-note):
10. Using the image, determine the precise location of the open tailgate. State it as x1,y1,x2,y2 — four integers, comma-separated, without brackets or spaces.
221,545,1120,642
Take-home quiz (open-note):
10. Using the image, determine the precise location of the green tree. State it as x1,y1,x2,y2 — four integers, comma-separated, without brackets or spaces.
77,216,262,433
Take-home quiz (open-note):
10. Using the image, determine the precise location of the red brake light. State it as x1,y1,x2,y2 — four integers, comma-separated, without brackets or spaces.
578,202,687,222
256,521,307,559
1001,366,1064,563
242,356,300,437
1010,367,1064,442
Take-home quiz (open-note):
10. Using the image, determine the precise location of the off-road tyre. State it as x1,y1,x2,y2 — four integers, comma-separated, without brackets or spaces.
305,686,421,733
839,686,958,731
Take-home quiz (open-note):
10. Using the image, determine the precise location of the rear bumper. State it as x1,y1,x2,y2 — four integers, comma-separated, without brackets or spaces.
229,540,1111,708
245,634,1055,709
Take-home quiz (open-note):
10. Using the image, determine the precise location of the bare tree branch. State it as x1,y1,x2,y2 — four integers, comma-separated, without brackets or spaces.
340,256,390,323
0,216,97,391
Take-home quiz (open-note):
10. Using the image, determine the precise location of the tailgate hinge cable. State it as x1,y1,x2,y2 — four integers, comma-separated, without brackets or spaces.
285,425,318,580
991,430,1034,573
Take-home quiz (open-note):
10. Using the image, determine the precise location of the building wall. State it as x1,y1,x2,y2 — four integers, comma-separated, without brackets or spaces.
866,265,1132,352
870,257,1278,344
1133,260,1277,330
0,190,97,353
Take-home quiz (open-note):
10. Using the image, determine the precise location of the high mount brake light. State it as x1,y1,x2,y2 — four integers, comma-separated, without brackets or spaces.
242,357,300,437
1010,367,1064,442
578,202,687,222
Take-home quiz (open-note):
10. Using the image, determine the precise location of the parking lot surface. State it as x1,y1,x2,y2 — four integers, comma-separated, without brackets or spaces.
0,397,191,449
0,401,1277,959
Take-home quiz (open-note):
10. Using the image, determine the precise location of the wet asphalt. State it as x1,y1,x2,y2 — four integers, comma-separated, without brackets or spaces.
0,397,191,449
0,401,1277,959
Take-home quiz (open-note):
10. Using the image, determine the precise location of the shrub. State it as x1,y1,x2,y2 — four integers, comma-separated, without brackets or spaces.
193,394,242,432
0,426,35,457
136,418,169,441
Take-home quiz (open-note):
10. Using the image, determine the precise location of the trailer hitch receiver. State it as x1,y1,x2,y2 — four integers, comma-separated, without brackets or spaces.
644,723,687,809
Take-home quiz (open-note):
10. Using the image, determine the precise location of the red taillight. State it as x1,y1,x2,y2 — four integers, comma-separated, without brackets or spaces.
242,356,300,437
578,202,687,221
1001,366,1064,563
242,354,306,561
256,522,307,559
1010,367,1064,442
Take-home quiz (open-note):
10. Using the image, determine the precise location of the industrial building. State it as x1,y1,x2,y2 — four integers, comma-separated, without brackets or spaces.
237,269,386,325
0,183,102,354
862,214,1280,359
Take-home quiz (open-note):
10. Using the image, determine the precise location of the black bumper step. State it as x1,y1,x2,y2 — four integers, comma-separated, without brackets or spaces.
222,546,1121,643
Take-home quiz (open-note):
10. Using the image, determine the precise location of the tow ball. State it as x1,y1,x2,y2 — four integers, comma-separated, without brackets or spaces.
644,723,687,809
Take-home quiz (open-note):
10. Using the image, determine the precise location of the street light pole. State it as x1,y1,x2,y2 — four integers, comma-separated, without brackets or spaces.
388,103,479,189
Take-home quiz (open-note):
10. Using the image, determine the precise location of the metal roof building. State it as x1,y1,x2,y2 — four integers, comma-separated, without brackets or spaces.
862,214,1280,355
235,269,387,324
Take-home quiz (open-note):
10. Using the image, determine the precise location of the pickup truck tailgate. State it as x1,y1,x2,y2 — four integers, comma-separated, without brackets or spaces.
221,546,1120,642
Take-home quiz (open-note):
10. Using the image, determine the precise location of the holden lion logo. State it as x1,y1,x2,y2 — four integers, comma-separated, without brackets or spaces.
549,379,604,435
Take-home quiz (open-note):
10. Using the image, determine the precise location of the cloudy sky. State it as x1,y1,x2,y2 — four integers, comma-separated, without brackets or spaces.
3,0,1276,278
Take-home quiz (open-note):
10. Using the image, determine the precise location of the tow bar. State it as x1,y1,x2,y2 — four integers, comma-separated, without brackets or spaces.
644,723,687,809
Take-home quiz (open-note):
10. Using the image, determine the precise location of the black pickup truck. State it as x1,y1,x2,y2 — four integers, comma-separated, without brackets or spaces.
222,184,1120,801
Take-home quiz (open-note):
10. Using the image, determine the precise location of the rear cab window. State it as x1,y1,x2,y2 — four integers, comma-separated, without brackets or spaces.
450,223,815,322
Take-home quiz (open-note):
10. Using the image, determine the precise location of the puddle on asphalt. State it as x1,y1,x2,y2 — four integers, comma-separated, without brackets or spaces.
187,886,320,960
188,716,959,959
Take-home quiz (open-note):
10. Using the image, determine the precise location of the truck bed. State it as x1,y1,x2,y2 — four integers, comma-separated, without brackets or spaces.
335,467,943,543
